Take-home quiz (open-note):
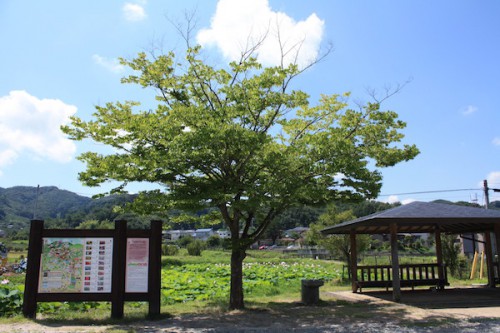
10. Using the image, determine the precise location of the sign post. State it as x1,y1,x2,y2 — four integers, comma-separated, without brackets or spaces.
23,219,162,319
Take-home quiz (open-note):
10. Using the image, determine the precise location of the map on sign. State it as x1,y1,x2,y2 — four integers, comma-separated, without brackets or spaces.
39,238,113,293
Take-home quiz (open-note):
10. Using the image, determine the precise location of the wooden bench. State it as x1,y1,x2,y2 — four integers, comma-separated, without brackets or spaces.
355,263,448,292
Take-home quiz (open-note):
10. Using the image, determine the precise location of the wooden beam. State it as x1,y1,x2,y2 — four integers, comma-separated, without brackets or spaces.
111,220,127,319
434,227,444,287
22,220,44,318
494,224,500,286
484,231,495,288
350,230,358,293
148,220,162,318
390,223,401,302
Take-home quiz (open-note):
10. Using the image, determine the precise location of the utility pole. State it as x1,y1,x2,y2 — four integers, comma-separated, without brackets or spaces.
484,180,490,209
33,185,40,219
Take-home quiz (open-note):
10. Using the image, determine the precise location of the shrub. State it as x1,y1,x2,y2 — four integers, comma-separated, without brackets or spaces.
187,240,205,256
442,234,461,277
162,244,180,256
206,235,221,249
177,235,195,248
221,238,232,250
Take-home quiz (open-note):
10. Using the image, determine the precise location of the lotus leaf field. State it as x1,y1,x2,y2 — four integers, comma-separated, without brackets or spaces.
161,260,341,304
0,250,342,318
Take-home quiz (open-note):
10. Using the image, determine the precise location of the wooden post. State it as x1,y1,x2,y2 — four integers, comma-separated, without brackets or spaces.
22,220,44,318
148,220,162,318
111,220,127,319
494,224,500,285
434,227,444,288
480,251,485,279
350,230,358,293
390,223,401,302
484,231,495,288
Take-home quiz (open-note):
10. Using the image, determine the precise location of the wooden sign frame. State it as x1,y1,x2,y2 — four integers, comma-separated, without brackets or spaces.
22,219,162,319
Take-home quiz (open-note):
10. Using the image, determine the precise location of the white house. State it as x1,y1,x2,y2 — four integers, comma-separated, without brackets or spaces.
163,228,215,242
163,230,195,241
194,228,214,241
216,229,231,239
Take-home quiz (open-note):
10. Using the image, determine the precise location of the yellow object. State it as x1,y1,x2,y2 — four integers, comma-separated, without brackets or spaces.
470,251,478,280
479,250,485,279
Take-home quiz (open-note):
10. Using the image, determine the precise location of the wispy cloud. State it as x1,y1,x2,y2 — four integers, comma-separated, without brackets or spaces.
0,91,77,175
386,195,400,204
461,105,478,116
123,2,147,22
493,137,500,146
383,195,415,205
197,0,324,68
92,54,125,74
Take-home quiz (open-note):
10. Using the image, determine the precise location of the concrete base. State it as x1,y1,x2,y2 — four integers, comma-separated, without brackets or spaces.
301,279,324,305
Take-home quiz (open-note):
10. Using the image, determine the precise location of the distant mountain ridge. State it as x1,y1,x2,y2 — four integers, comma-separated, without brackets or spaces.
0,186,135,233
0,186,91,220
1,186,498,237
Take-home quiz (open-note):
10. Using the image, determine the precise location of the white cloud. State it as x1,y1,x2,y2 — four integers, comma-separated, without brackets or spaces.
92,54,125,74
386,195,400,204
485,171,500,202
0,150,18,176
0,91,77,173
485,171,500,186
401,198,417,205
493,137,500,146
197,0,324,68
123,2,147,22
382,195,415,205
461,105,478,116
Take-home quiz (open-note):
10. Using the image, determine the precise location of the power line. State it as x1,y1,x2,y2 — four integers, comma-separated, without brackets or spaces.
378,188,481,197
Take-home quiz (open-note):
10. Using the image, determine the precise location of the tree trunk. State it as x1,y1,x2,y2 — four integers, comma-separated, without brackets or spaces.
229,246,247,310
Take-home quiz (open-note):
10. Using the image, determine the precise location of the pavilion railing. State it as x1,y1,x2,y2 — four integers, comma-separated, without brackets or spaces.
355,263,448,292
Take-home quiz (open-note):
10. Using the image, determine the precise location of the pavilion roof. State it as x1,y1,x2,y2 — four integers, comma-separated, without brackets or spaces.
321,201,500,235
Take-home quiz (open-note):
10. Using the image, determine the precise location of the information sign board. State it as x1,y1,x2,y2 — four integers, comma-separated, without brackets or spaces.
39,237,113,293
125,238,149,293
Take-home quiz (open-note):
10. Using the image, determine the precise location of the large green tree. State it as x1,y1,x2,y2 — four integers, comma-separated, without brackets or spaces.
62,43,418,309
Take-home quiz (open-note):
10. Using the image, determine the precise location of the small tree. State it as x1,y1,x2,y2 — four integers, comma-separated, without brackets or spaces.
206,234,222,249
76,219,114,229
187,240,205,256
442,234,461,277
62,38,418,309
306,205,370,271
162,244,180,256
176,235,194,248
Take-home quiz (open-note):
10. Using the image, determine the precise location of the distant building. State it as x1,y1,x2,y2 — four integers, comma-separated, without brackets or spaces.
284,227,309,238
163,230,195,242
216,229,231,239
194,228,214,241
163,228,215,242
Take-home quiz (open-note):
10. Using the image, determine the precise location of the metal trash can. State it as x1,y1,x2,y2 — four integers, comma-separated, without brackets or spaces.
301,279,324,305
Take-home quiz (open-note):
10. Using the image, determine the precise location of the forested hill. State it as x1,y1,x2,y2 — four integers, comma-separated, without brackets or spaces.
1,186,497,239
0,186,136,235
0,186,90,221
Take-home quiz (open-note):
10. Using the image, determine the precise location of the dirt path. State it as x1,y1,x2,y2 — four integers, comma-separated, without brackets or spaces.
3,290,500,332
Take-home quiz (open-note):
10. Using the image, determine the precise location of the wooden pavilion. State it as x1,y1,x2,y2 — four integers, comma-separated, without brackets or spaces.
321,201,500,301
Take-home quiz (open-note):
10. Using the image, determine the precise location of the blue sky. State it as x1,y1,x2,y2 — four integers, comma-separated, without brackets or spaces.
1,0,499,205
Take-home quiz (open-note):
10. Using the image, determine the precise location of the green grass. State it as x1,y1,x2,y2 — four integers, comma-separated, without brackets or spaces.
359,254,438,266
0,248,493,326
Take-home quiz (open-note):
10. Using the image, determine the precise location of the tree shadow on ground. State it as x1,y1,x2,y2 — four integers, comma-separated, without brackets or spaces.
26,294,470,332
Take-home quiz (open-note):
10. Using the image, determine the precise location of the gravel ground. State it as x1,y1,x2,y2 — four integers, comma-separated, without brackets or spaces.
4,290,500,333
4,319,500,333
